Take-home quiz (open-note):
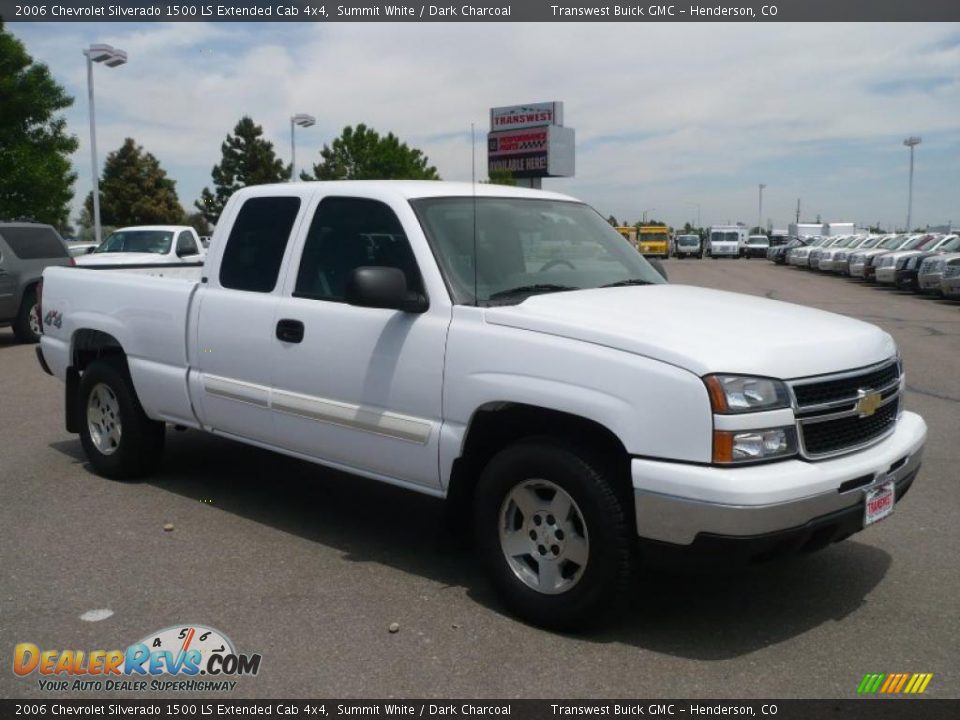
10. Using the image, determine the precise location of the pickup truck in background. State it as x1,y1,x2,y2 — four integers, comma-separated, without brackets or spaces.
37,181,927,628
76,225,205,269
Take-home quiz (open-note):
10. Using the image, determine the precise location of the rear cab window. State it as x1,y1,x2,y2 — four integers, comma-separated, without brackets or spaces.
219,196,302,292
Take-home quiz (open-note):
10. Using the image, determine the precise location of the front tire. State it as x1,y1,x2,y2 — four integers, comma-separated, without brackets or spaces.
474,440,634,630
79,358,165,480
12,286,41,343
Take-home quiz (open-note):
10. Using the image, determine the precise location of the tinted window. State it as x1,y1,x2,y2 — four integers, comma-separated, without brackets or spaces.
220,196,301,292
295,197,422,302
176,231,199,256
95,230,172,255
0,226,68,259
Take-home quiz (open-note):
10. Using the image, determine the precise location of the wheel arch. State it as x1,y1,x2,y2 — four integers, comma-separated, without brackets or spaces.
65,329,128,433
445,402,634,536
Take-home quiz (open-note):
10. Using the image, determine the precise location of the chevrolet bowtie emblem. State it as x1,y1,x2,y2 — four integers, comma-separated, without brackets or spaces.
856,389,882,417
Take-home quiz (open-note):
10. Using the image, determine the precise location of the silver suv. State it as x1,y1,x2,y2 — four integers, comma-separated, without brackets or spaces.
0,223,73,343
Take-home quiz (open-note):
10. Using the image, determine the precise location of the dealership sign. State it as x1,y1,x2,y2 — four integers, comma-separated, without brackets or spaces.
488,101,574,179
490,101,564,131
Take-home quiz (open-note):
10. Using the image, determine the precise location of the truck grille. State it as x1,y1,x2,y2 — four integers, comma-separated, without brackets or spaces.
789,359,901,459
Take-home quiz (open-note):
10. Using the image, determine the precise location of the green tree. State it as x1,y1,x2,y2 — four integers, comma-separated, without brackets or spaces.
301,124,439,181
84,138,183,227
485,169,516,186
0,20,78,230
197,116,291,224
606,215,619,227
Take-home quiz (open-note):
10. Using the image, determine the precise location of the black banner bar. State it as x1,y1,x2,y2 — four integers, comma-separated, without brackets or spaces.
2,700,959,720
2,0,959,22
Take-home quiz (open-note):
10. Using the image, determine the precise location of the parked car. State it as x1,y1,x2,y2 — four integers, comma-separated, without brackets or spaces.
744,235,770,259
767,237,805,265
817,235,866,273
37,181,927,629
788,236,827,267
917,249,960,295
862,235,918,282
0,223,73,343
707,226,745,259
899,235,960,292
875,235,943,287
940,262,960,299
76,226,205,267
673,234,702,259
828,235,884,275
849,234,908,279
808,236,849,270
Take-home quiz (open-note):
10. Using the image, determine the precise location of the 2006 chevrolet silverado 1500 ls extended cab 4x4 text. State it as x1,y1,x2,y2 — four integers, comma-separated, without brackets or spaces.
36,182,927,628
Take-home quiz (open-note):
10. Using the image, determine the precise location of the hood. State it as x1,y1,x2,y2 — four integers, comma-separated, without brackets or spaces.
75,253,169,266
484,285,895,379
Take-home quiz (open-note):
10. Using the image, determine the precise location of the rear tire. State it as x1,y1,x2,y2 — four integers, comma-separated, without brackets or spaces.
474,440,635,630
78,358,165,480
12,286,40,343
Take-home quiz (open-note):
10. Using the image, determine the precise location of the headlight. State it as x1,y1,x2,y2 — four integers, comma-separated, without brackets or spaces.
713,427,798,464
704,375,791,413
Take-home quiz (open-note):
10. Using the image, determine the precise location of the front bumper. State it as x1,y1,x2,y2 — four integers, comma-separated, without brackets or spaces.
942,278,960,297
876,267,898,284
632,411,926,546
849,262,866,277
917,273,942,292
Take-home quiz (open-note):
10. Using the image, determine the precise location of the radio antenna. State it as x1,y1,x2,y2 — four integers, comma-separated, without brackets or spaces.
471,122,478,307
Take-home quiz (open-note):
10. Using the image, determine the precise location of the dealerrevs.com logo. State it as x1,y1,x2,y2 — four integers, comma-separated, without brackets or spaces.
13,624,261,692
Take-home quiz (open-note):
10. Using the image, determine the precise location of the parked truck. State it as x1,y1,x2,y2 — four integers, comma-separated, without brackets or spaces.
36,181,926,629
637,225,670,259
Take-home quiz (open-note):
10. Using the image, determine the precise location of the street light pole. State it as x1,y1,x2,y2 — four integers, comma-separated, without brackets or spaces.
83,44,127,246
903,136,921,232
758,184,766,235
290,113,316,181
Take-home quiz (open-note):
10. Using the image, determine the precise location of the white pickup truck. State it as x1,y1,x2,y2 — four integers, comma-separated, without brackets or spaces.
37,181,927,628
76,225,205,271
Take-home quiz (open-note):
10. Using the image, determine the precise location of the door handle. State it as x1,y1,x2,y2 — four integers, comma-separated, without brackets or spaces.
276,319,304,343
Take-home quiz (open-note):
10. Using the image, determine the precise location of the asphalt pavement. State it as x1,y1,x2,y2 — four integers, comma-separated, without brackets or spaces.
1,259,957,699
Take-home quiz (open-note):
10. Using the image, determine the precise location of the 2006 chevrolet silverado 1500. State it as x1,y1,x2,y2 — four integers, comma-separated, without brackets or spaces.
37,182,927,628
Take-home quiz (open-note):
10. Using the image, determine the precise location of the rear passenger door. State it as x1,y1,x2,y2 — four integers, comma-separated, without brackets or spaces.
191,194,305,443
270,195,448,490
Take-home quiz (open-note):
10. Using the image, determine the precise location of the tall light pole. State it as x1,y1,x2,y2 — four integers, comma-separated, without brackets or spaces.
687,202,701,230
290,113,316,181
903,136,921,231
641,208,655,224
758,183,766,235
83,44,127,246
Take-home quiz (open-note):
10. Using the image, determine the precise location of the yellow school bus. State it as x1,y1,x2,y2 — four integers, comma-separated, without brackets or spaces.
638,225,670,258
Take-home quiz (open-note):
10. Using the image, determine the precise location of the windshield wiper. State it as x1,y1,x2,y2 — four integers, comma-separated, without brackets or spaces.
600,279,655,288
487,284,580,300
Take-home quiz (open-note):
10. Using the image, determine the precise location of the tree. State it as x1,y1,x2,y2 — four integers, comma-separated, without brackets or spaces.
0,20,78,230
301,124,439,182
182,210,213,237
607,215,619,227
486,169,516,186
83,138,183,227
197,116,291,224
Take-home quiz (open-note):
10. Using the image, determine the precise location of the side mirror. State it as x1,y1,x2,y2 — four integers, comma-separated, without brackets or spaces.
647,257,668,281
345,266,428,313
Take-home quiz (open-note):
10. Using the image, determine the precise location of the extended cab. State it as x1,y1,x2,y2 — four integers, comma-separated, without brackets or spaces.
37,182,927,628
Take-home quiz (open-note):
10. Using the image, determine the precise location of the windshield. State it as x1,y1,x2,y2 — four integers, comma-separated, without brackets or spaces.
900,236,927,251
677,235,699,246
939,237,960,252
95,230,173,255
710,231,739,243
748,236,768,245
412,197,666,305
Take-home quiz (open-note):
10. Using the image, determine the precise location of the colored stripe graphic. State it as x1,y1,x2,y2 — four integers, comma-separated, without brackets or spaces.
857,673,933,694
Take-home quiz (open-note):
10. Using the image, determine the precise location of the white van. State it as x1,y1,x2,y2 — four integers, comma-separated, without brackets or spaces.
708,225,747,258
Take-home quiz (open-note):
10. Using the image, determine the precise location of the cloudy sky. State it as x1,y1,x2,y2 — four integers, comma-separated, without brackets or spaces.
10,21,960,231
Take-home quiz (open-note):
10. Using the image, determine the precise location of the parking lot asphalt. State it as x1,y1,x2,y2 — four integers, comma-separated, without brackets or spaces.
1,259,957,699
